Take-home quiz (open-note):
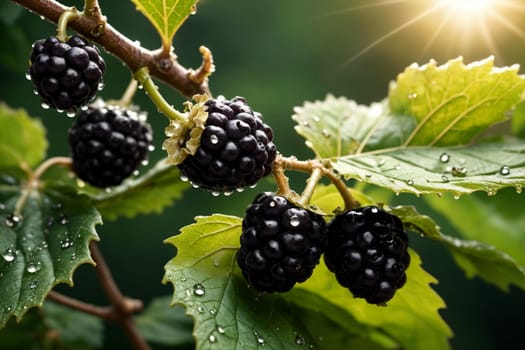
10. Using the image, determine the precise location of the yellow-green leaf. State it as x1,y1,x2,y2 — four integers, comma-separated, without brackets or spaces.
389,56,525,146
132,0,198,49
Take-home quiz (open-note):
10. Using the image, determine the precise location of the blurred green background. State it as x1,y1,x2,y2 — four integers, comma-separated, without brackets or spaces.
1,0,525,348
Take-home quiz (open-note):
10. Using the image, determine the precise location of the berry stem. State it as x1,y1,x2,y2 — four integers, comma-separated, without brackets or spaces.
14,157,73,216
56,7,79,42
188,46,215,86
298,166,323,207
133,67,188,122
272,156,292,195
324,168,360,211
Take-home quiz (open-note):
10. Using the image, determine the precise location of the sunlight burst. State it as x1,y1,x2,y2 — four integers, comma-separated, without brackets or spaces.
438,0,493,13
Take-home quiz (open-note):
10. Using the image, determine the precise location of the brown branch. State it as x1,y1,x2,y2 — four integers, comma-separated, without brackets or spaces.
12,0,210,98
47,291,118,321
89,242,150,350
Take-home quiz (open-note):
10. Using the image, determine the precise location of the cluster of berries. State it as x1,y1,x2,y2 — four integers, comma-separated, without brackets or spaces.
237,194,410,304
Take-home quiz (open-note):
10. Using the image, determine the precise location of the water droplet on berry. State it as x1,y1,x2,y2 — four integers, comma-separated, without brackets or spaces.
295,335,305,345
25,72,31,80
80,105,88,111
192,183,200,189
138,84,143,89
98,82,105,91
209,134,219,144
289,216,300,227
236,187,245,193
441,175,449,183
439,153,450,163
269,200,276,207
40,102,50,109
407,179,414,185
370,207,379,213
26,262,41,274
224,191,232,196
192,283,206,296
33,89,39,95
211,191,220,197
2,248,16,262
148,145,155,151
209,334,217,343
217,325,225,334
66,109,76,118
133,169,140,176
499,166,510,176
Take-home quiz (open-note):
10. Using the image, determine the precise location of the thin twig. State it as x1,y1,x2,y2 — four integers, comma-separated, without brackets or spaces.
12,0,210,98
47,291,117,321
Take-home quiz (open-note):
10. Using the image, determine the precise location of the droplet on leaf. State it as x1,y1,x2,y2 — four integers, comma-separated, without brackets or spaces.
439,153,450,163
451,167,468,177
2,248,16,262
193,283,206,296
499,166,510,176
295,335,305,345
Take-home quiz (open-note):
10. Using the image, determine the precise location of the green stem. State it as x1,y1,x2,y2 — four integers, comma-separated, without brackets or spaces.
133,67,187,122
298,167,322,207
56,7,79,41
324,169,359,211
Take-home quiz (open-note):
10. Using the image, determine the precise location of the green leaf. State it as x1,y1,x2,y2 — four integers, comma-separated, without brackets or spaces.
0,103,47,169
389,56,525,146
92,159,188,220
134,295,194,347
163,215,397,349
42,301,104,349
332,142,525,196
297,252,452,350
310,183,375,214
0,184,100,328
424,189,525,269
132,0,198,48
392,205,525,292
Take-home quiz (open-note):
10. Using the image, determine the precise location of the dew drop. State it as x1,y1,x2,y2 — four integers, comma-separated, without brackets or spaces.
29,281,38,289
302,121,310,127
190,4,197,14
487,188,496,196
71,253,77,261
209,307,217,315
254,331,265,345
441,175,449,183
180,174,189,182
407,179,414,186
5,214,22,228
180,276,186,282
192,183,200,189
439,153,450,163
364,173,372,178
25,72,32,80
289,216,300,227
140,159,149,167
197,306,205,313
453,193,461,200
394,164,401,170
269,200,276,207
66,109,76,118
209,334,217,343
211,191,220,197
499,166,510,176
26,262,41,274
378,159,385,167
81,105,88,111
2,248,16,262
39,15,45,20
60,237,74,249
133,169,140,176
148,144,155,151
516,184,523,194
295,335,305,345
217,326,225,334
193,283,206,296
137,84,143,90
451,167,468,177
210,134,219,144
59,214,68,225
97,82,105,91
224,191,233,197
370,207,379,214
33,89,39,95
321,129,330,138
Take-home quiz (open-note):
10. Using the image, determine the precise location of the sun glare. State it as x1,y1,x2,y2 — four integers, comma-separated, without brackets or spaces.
438,0,493,13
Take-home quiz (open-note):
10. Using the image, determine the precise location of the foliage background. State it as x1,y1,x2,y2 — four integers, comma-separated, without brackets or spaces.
1,0,524,348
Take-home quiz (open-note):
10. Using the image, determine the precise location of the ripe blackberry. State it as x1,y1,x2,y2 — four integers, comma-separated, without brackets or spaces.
324,206,410,304
164,96,277,194
68,102,153,188
237,193,326,293
28,35,106,112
